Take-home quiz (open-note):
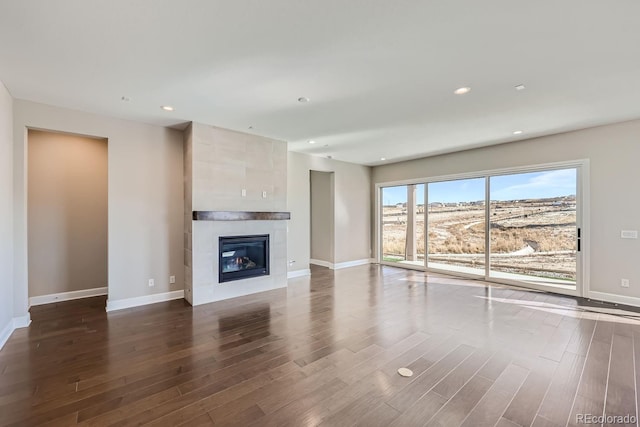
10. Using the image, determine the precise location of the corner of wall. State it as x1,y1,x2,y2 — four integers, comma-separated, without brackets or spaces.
0,321,14,351
0,79,17,350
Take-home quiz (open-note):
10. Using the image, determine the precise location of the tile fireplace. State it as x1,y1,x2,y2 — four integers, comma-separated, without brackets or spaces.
183,122,289,306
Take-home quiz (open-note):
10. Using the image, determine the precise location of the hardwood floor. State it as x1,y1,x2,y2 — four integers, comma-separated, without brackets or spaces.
1,264,640,426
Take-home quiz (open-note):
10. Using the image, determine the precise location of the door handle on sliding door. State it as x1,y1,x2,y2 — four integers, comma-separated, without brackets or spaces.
577,228,581,252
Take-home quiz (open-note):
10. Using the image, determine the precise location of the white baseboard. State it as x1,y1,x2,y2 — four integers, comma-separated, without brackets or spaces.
0,314,32,351
29,287,108,307
310,258,372,270
106,290,185,312
288,269,311,279
587,291,640,308
13,314,31,328
310,259,333,268
333,259,371,270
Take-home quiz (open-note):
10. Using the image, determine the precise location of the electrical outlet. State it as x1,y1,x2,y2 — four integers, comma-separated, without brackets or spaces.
169,275,176,284
621,230,638,239
241,189,246,197
621,279,630,288
148,278,155,287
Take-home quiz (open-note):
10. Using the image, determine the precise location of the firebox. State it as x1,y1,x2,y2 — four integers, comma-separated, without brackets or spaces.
219,235,270,283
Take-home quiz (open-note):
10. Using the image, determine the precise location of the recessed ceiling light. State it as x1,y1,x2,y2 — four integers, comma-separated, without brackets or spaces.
515,84,526,91
454,87,471,95
308,140,316,144
298,97,310,103
513,130,524,135
160,105,174,112
380,157,386,161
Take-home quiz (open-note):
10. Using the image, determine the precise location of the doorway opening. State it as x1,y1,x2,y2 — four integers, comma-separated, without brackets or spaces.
309,170,335,269
27,129,108,306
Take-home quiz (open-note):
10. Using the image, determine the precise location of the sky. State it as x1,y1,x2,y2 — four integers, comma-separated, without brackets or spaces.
381,168,576,205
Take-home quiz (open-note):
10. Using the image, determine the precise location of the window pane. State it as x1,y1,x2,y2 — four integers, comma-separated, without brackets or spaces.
489,169,577,289
427,178,485,275
381,184,424,266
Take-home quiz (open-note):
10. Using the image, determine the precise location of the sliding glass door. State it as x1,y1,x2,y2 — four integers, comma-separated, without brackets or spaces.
379,163,583,295
427,178,485,276
489,169,578,291
381,184,424,267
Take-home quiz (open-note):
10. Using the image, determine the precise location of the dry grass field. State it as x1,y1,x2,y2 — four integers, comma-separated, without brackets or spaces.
382,197,577,281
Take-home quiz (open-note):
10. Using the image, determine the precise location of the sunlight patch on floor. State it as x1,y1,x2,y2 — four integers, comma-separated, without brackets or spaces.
475,295,640,324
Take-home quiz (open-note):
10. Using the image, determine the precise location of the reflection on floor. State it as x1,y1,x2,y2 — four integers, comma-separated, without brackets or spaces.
0,264,636,426
397,260,577,290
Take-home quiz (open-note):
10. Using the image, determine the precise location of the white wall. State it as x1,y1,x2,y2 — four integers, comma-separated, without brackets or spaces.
28,130,108,297
288,152,371,273
372,119,640,304
0,80,17,349
310,171,334,263
13,100,184,313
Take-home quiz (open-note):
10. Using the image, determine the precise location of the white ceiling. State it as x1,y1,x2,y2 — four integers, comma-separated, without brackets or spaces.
1,1,639,166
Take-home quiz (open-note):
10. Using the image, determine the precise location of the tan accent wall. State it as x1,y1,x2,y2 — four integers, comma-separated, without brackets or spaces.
27,130,107,297
310,171,335,263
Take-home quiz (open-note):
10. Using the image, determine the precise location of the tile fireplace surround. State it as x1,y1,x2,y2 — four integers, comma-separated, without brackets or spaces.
184,123,289,306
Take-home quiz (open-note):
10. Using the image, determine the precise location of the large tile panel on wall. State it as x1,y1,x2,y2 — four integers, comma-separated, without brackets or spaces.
192,123,287,212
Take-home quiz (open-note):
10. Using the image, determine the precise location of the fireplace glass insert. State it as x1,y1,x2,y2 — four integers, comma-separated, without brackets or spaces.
219,235,269,283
